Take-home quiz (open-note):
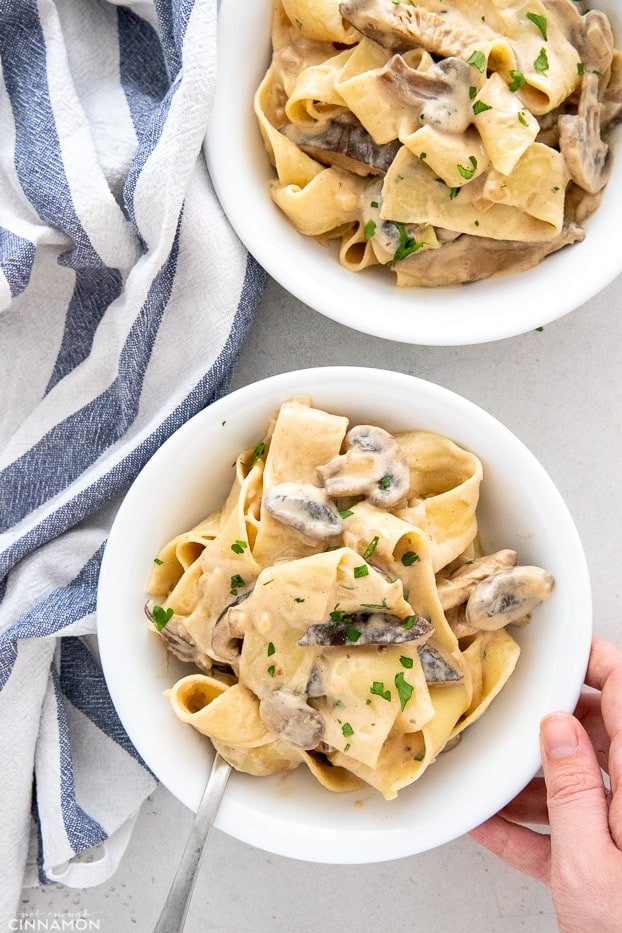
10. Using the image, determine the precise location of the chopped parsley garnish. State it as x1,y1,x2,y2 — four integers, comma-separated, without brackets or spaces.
468,85,477,99
346,626,361,642
344,743,351,752
362,535,379,559
230,539,248,554
378,475,392,489
370,681,392,702
508,70,526,92
251,442,266,464
534,47,549,74
526,12,547,40
457,155,477,180
414,751,425,762
518,110,529,126
473,100,493,115
267,642,275,656
353,564,369,579
370,200,379,208
577,62,585,75
268,665,276,677
294,596,305,603
449,186,461,200
401,550,420,566
392,224,425,263
400,656,414,669
402,615,417,630
339,508,354,519
341,722,354,737
230,573,245,595
467,50,486,73
153,557,164,565
395,671,414,711
152,605,173,631
364,219,376,240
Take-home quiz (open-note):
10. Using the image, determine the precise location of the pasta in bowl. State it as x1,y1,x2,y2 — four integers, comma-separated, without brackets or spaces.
205,0,622,344
98,368,592,862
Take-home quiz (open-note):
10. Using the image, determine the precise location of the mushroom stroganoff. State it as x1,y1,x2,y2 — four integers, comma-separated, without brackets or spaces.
254,0,622,286
146,398,554,800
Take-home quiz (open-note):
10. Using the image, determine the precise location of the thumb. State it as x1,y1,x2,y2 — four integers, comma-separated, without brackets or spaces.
540,712,609,844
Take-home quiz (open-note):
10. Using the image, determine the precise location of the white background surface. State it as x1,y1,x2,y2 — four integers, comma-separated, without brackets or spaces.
19,271,622,931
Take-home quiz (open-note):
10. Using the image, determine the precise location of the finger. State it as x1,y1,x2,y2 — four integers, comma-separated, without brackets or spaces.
602,667,622,799
585,636,622,695
607,729,622,849
575,690,610,773
469,815,551,883
499,776,549,825
540,712,610,860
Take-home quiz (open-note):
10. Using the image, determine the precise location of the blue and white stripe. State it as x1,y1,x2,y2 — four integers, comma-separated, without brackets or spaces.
0,0,266,921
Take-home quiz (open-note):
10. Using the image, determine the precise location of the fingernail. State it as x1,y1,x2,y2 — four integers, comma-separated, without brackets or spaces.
541,713,579,759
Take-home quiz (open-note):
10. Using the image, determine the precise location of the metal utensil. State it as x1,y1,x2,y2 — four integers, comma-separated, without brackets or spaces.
154,753,232,933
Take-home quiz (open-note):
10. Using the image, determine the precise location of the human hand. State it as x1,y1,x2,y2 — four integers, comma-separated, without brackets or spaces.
469,636,622,932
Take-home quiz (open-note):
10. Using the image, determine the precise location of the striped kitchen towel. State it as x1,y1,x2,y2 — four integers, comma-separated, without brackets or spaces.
0,0,266,924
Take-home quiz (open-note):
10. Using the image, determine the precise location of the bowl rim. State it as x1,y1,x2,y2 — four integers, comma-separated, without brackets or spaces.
205,0,622,346
97,366,592,863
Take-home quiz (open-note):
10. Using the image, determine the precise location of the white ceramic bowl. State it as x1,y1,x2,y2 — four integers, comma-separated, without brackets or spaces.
205,0,622,346
97,367,591,863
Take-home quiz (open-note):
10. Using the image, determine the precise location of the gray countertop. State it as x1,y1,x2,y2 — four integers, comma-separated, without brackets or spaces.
19,272,622,932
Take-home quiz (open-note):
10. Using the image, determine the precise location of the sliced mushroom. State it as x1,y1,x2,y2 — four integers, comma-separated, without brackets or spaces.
339,0,481,58
282,116,400,177
145,601,213,672
436,549,518,610
259,690,325,750
210,594,248,665
378,54,475,134
559,73,612,194
297,610,433,647
465,566,554,631
317,424,410,507
263,482,343,539
417,644,463,683
392,223,584,286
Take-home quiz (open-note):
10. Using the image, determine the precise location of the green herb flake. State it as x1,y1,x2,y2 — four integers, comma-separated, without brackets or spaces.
472,100,493,115
457,155,478,180
294,596,305,603
230,573,245,596
508,69,526,92
534,47,549,74
395,671,414,711
346,626,361,642
414,751,425,762
577,61,585,75
340,508,354,519
518,110,528,126
370,200,379,208
468,85,477,99
378,475,392,489
362,535,380,559
153,557,164,565
449,186,461,200
364,219,376,240
466,50,486,73
152,605,173,631
267,642,276,656
419,151,427,160
392,223,425,263
268,664,276,677
400,656,414,669
344,743,351,752
252,442,266,465
402,615,416,630
370,681,392,702
401,550,420,566
526,12,547,40
230,539,248,554
353,564,369,579
342,722,354,737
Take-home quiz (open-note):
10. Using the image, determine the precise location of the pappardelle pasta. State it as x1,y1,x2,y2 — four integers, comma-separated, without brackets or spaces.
146,398,554,800
254,0,622,286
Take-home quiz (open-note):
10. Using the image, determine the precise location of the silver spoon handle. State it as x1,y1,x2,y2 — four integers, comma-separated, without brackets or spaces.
154,753,232,933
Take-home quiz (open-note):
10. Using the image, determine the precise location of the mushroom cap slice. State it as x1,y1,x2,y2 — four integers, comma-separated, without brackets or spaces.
259,690,325,750
417,644,463,683
282,117,400,177
263,482,343,539
465,565,554,631
297,610,433,647
559,73,612,194
317,424,410,507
